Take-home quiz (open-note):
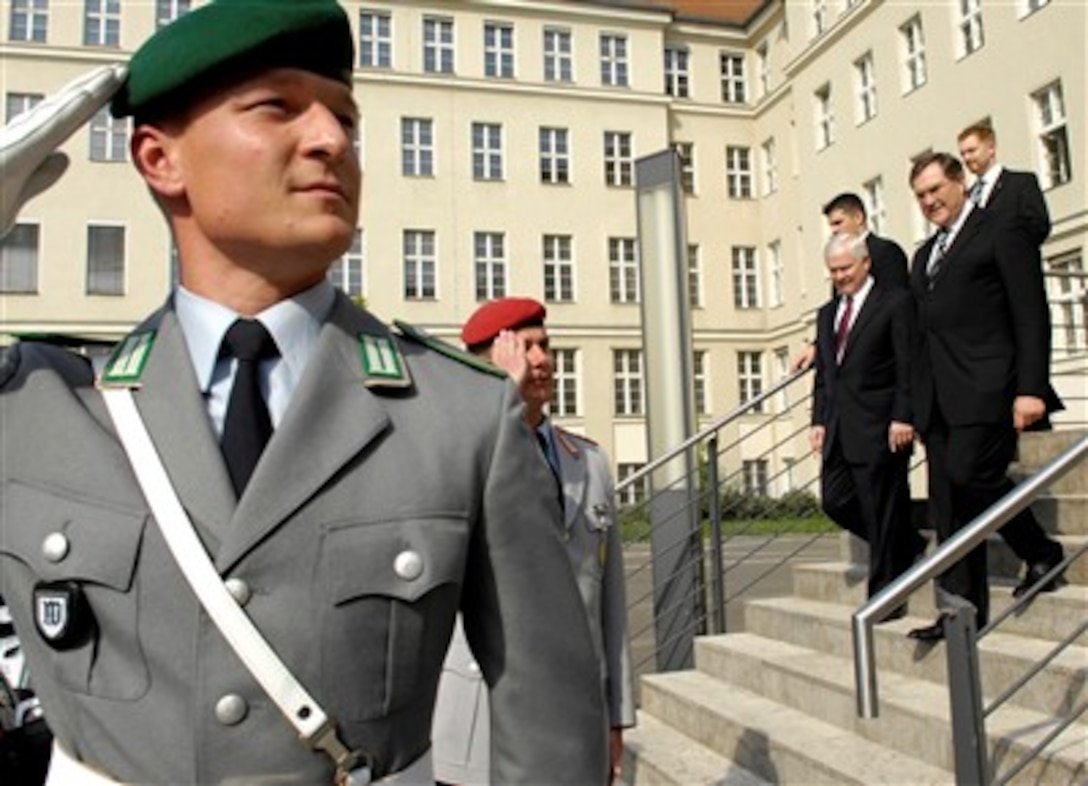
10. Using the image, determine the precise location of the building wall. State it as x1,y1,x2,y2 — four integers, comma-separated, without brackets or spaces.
1,0,1084,489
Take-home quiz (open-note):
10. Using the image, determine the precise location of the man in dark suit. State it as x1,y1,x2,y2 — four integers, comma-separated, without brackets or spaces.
959,122,1064,430
793,193,909,370
958,123,1051,246
906,152,1064,642
810,233,922,613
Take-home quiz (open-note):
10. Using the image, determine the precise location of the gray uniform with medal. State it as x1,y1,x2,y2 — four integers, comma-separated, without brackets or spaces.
433,421,635,784
0,288,608,783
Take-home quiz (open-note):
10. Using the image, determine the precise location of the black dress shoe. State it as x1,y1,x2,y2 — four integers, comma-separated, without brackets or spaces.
877,605,907,623
1012,559,1066,598
908,619,945,641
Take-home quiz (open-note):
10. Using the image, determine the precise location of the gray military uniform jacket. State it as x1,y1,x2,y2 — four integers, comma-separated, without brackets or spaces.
433,424,635,784
0,292,607,784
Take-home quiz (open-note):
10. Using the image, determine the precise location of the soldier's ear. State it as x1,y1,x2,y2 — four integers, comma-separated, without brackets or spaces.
131,124,186,199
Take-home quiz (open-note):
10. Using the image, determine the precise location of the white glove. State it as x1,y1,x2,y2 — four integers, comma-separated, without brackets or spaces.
0,63,127,239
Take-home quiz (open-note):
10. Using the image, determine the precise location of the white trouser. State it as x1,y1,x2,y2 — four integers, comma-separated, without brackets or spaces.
47,741,435,785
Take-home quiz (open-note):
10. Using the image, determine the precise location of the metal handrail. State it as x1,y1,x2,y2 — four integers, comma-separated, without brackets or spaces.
614,365,813,495
852,433,1088,718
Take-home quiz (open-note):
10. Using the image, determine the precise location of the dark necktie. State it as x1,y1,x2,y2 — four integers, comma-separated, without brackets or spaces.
220,319,279,496
927,230,950,283
835,295,853,363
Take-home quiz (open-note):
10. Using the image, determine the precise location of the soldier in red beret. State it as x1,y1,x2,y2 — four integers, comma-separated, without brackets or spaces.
434,298,637,786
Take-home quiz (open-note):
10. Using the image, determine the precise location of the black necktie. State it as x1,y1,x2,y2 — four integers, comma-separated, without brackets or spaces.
220,319,279,496
536,429,564,511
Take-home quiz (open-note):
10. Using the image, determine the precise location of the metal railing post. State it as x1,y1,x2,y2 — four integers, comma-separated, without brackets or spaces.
706,434,726,633
943,596,990,786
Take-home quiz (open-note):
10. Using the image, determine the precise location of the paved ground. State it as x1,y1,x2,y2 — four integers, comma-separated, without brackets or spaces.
623,533,842,682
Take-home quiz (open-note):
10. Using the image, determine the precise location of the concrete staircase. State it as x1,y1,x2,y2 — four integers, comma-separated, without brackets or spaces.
621,430,1088,785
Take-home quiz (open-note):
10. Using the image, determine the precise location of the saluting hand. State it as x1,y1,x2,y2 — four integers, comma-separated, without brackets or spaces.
1,64,127,239
490,329,528,387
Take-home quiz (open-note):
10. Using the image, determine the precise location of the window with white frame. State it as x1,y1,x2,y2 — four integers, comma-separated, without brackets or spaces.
693,349,709,415
472,122,503,180
604,131,633,187
673,142,695,194
599,33,629,87
780,456,796,493
359,10,392,68
726,145,753,199
9,0,48,42
742,459,769,496
811,0,828,37
1019,0,1050,17
543,27,572,82
613,349,644,416
83,0,120,47
543,234,574,302
732,246,760,309
5,92,42,122
539,127,569,184
768,240,784,308
401,118,434,177
609,237,639,304
484,21,514,78
551,348,579,417
89,107,128,162
664,45,689,98
0,223,39,294
957,0,984,58
1046,252,1086,354
900,15,926,92
403,230,436,300
423,16,454,74
744,457,770,492
854,52,877,124
155,0,189,28
815,83,835,150
474,232,506,301
756,42,770,97
86,224,124,295
688,244,703,308
1033,81,1071,188
617,463,648,506
761,137,778,195
774,346,790,412
737,351,764,413
327,229,365,298
864,177,887,235
720,53,746,104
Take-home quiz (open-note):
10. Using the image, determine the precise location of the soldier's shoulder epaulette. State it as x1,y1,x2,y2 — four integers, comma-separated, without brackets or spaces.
561,429,599,447
393,320,507,378
0,343,22,388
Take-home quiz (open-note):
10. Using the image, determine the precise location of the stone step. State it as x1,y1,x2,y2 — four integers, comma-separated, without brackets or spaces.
620,711,772,786
1029,494,1088,536
741,594,1088,717
695,634,1088,785
639,670,954,785
1015,430,1088,468
836,532,1088,586
791,561,1088,641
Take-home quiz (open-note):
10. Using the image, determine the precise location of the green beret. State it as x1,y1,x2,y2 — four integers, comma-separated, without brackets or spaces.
111,0,353,119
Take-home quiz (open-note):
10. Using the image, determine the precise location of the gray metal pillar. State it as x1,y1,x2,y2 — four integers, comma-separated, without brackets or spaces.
635,150,700,671
943,597,990,785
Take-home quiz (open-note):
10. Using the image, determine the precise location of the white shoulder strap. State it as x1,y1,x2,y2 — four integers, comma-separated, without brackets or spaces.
99,386,369,785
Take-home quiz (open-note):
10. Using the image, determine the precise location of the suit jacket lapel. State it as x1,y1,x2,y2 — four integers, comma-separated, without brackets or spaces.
219,296,393,570
841,285,882,362
554,429,586,533
133,308,236,551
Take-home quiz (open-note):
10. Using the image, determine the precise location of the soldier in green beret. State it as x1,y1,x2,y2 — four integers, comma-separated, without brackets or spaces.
0,1,607,784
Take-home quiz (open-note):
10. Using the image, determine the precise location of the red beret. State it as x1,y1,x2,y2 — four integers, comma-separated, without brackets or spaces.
461,298,547,348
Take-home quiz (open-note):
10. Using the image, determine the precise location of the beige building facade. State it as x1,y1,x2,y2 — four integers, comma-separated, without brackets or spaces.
1,0,1084,495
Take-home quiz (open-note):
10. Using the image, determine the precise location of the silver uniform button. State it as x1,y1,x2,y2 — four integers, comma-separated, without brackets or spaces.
42,533,70,563
224,578,251,606
393,550,423,581
468,660,482,676
215,694,248,726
